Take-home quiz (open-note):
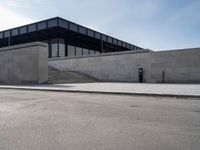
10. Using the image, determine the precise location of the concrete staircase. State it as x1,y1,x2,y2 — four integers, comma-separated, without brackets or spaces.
48,67,100,84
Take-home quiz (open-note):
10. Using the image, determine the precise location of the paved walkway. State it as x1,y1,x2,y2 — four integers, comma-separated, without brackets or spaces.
0,83,200,97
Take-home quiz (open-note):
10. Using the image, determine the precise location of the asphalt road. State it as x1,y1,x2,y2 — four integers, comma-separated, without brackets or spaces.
0,89,200,150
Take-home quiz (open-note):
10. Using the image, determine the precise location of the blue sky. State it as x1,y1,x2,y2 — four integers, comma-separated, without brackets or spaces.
0,0,199,50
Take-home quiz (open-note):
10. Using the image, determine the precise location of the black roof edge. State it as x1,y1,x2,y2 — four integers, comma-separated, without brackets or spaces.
0,17,143,49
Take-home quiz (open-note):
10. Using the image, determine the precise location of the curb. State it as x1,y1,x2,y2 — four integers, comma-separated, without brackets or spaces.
0,86,200,99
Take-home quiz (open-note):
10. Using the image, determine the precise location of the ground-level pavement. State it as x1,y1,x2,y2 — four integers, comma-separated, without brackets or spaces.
0,89,200,150
0,83,200,97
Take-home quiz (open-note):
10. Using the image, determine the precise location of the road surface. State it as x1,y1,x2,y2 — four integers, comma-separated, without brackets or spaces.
0,89,200,150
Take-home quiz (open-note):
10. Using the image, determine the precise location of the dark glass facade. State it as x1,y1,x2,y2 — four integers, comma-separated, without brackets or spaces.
48,38,101,58
0,17,143,58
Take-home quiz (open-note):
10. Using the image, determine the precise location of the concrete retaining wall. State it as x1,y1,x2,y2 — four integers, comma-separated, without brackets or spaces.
0,42,48,84
49,48,200,83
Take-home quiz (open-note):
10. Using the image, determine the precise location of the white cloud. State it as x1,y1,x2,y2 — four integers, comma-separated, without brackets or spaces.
0,5,33,31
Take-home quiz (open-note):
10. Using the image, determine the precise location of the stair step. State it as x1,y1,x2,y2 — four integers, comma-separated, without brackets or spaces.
48,67,99,84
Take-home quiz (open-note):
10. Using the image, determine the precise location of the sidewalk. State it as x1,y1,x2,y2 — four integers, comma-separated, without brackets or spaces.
0,83,200,98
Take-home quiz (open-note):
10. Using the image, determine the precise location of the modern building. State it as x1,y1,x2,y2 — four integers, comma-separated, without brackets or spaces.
0,17,143,58
0,17,200,84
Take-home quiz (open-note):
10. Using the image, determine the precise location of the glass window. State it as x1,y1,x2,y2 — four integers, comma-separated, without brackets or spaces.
59,43,65,57
79,26,86,35
122,42,126,47
126,43,130,49
92,50,96,55
113,39,117,45
0,32,3,39
11,29,18,36
126,43,129,48
118,40,122,46
76,47,82,57
107,37,112,43
19,26,27,34
69,23,78,32
89,50,95,55
83,48,89,56
95,32,101,39
94,51,99,55
28,24,36,32
58,39,65,57
87,29,94,37
124,43,127,48
131,45,134,50
37,21,46,30
51,43,58,58
126,44,130,49
4,31,10,37
48,18,57,28
51,42,58,57
58,19,68,29
68,45,75,57
50,39,58,58
102,35,107,41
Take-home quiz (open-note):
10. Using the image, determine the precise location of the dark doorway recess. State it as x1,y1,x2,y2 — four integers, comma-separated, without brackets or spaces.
139,68,143,83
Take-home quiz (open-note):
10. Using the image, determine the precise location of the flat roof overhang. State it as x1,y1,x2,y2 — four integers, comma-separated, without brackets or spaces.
0,17,143,52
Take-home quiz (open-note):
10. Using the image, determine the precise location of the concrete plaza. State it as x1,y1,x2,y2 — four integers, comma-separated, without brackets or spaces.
0,89,200,150
0,83,200,97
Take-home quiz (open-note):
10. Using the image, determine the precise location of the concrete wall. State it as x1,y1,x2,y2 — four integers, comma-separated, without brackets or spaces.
0,42,48,84
49,48,200,83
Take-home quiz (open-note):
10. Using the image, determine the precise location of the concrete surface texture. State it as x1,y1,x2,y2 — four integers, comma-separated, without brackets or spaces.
48,66,99,83
49,48,200,83
41,83,200,96
0,89,200,150
0,83,200,97
0,42,48,84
